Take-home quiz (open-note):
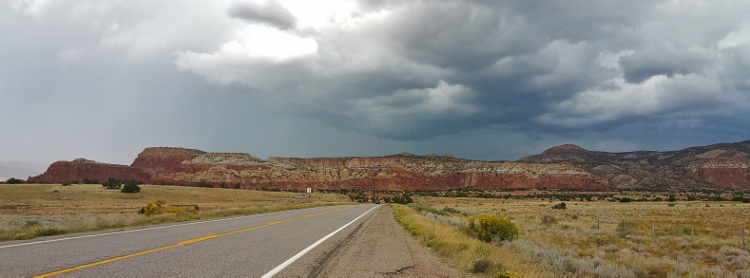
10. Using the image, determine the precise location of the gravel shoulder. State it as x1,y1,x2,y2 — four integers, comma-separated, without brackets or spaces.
316,205,461,277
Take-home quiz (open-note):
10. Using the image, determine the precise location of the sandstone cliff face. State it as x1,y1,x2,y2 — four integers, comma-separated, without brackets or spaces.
131,149,602,191
27,160,151,184
680,150,750,189
185,153,265,165
685,168,750,189
151,162,602,191
130,147,205,176
28,140,750,190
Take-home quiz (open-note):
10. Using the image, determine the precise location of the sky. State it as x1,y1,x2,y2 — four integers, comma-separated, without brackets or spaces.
2,0,750,167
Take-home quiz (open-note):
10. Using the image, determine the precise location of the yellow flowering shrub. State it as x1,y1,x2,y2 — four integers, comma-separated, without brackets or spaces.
466,214,518,242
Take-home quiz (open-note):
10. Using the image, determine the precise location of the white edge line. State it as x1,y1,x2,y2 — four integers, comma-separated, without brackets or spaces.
0,205,334,250
261,205,379,278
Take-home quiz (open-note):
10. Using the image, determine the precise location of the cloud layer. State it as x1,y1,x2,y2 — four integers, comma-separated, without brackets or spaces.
3,0,750,165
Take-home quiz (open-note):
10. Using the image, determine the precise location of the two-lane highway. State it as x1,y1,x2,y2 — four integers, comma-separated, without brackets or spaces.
0,204,379,277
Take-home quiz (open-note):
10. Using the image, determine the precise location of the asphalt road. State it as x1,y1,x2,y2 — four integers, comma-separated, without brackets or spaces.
0,204,379,277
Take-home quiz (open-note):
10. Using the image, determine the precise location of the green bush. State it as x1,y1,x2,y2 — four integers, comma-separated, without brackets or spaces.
102,178,122,189
6,177,24,184
82,178,100,184
195,179,213,188
392,192,413,204
467,214,518,242
121,180,141,193
471,259,493,273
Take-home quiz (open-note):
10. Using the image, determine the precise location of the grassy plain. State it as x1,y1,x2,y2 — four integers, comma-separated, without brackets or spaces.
399,196,750,277
0,184,350,241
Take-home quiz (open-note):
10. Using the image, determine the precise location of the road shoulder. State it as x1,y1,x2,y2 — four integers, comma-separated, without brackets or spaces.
315,205,461,277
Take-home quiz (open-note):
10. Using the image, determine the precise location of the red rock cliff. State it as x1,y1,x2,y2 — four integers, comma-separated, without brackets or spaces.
28,140,750,190
150,154,604,191
130,147,205,176
27,159,151,184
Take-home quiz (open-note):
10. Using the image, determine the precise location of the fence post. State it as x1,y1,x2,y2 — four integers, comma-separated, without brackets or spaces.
743,229,746,250
597,217,600,230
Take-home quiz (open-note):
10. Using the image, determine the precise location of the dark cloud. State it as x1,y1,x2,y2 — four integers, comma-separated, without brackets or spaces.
176,0,750,146
619,41,715,83
3,0,750,166
226,0,297,30
382,2,540,70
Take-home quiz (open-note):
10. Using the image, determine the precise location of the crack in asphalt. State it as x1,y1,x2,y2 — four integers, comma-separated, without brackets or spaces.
378,265,415,275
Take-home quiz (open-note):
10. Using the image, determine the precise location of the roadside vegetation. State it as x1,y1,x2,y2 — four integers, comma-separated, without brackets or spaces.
0,183,351,241
392,203,560,277
396,196,750,277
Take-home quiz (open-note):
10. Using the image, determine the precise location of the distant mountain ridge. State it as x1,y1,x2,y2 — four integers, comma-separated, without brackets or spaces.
520,140,750,189
27,140,750,190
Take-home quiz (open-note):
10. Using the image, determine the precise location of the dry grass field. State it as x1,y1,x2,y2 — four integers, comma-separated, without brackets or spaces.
0,184,350,241
405,196,750,277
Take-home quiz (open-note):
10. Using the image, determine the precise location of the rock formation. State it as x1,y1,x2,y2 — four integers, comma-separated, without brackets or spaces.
27,140,750,190
519,140,750,190
28,159,151,184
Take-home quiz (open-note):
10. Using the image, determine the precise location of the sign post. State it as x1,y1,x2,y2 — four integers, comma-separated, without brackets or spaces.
307,188,311,203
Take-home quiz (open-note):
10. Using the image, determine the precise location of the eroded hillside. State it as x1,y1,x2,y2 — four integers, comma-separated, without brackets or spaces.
27,140,750,190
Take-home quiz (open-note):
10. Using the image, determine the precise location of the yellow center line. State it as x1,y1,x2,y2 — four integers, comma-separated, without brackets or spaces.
34,206,351,278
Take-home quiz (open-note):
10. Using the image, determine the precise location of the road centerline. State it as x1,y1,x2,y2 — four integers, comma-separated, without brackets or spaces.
0,205,328,250
33,206,352,278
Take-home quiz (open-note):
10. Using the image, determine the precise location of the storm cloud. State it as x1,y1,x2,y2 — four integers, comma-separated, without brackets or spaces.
2,0,750,167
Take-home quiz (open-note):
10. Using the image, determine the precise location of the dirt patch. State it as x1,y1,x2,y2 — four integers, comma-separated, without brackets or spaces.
316,206,460,277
